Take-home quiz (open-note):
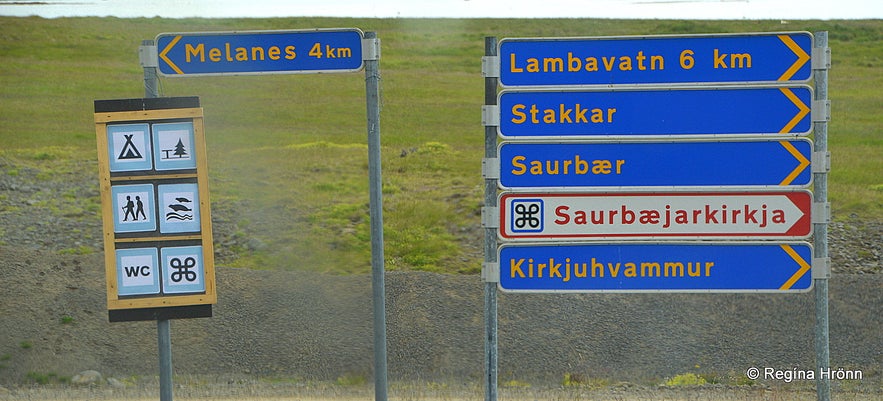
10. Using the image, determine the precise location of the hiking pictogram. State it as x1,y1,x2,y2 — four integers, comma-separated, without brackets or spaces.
112,184,156,233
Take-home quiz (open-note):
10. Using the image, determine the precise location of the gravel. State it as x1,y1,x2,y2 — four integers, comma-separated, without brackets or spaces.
0,153,880,391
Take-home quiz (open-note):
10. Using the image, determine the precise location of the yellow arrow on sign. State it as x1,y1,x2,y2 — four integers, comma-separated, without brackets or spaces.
159,35,184,75
777,34,811,81
778,87,810,134
778,244,812,290
778,140,811,186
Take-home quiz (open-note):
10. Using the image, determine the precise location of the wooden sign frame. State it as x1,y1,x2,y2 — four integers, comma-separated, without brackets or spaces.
94,97,215,321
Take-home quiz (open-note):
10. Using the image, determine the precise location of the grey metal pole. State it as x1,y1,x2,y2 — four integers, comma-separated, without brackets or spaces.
142,38,173,401
364,31,388,401
813,31,831,401
483,36,499,401
157,319,173,401
142,39,160,98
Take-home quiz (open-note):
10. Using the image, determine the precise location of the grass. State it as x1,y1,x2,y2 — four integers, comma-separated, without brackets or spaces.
1,16,880,274
25,371,69,385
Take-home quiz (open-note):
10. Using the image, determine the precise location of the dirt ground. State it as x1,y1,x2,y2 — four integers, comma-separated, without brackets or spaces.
1,155,881,400
2,375,882,401
2,386,881,401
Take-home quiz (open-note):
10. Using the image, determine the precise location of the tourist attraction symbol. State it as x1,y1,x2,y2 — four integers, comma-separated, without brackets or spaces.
160,246,205,294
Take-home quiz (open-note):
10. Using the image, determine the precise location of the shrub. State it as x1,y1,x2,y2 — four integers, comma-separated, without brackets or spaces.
665,372,707,387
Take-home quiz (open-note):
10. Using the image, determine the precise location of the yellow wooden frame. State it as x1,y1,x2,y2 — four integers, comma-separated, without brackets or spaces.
95,107,216,310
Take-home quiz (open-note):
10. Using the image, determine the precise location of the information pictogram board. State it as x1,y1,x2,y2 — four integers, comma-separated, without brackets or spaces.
95,96,215,322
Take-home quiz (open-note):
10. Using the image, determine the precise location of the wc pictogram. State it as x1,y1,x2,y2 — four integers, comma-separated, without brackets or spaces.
116,248,160,296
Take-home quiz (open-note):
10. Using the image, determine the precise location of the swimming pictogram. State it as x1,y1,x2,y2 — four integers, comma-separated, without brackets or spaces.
165,196,193,221
158,184,200,234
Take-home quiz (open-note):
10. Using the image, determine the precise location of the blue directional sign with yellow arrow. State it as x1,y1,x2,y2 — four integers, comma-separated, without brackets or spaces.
498,85,812,138
498,138,812,189
499,32,812,86
497,242,814,293
155,29,364,76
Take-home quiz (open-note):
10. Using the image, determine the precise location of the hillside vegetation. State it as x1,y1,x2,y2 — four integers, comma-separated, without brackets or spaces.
1,17,881,274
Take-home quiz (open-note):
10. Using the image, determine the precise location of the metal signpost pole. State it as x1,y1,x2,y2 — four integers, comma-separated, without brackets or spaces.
157,320,172,401
140,38,174,401
147,28,380,401
813,31,831,401
142,39,160,99
364,31,388,401
482,36,499,401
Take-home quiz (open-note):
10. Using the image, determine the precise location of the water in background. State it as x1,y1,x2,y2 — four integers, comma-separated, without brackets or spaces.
0,0,875,20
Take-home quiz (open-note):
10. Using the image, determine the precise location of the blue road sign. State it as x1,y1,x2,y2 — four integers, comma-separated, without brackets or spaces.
499,32,812,86
498,139,812,189
497,242,813,293
498,85,812,138
156,29,364,76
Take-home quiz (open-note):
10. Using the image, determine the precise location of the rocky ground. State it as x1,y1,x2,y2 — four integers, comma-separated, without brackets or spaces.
0,153,880,400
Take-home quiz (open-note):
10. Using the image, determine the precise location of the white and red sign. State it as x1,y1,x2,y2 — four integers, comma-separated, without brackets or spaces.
500,191,812,240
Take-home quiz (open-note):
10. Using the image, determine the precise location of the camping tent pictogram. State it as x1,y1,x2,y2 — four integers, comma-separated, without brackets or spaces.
118,134,144,160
